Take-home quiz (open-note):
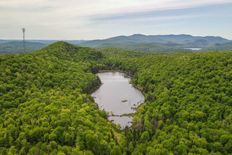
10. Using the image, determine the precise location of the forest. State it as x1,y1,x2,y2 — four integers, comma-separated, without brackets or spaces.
0,42,231,155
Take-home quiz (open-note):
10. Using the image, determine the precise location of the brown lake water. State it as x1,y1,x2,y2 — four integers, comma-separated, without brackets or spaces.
91,72,144,128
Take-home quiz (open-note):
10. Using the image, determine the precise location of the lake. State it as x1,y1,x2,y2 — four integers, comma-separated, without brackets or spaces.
91,72,144,128
184,48,202,51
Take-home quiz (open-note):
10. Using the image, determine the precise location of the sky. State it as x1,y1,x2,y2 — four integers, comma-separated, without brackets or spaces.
0,0,232,40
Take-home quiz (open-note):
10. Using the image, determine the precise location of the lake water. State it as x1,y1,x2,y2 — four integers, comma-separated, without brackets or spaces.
184,48,202,51
91,72,144,128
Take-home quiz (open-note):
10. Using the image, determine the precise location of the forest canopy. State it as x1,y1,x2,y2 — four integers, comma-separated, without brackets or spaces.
0,42,231,155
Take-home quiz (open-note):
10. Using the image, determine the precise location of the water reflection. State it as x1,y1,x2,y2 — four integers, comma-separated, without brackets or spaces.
91,72,144,128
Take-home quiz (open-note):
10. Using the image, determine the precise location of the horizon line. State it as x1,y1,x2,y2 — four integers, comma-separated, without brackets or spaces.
1,33,231,41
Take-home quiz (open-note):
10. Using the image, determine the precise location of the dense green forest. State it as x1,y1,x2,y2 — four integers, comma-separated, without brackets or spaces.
101,49,232,155
0,42,126,155
0,42,231,154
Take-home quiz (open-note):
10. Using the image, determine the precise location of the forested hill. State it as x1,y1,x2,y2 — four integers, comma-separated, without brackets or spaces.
0,42,125,155
0,42,232,154
79,34,231,52
38,41,103,62
102,49,232,155
1,34,231,53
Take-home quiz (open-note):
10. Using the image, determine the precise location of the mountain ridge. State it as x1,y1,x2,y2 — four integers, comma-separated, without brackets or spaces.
82,34,230,46
79,34,231,52
0,34,231,53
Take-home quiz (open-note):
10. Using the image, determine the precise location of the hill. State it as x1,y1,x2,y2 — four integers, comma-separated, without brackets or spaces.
0,41,47,53
0,40,86,53
1,35,230,53
0,42,232,154
101,48,232,154
80,34,231,52
0,42,124,154
205,41,232,51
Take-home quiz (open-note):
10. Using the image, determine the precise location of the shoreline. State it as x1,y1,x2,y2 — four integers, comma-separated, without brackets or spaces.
90,70,146,128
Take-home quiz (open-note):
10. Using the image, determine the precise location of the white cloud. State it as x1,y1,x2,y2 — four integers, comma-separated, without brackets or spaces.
1,0,230,16
0,0,231,39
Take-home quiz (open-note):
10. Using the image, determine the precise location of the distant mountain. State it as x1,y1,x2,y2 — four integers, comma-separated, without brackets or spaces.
26,40,85,45
0,41,47,53
0,40,86,53
203,41,232,51
0,35,231,53
0,40,9,44
79,34,231,52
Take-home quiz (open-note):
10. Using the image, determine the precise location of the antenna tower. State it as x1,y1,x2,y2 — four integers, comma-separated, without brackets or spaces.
22,28,26,52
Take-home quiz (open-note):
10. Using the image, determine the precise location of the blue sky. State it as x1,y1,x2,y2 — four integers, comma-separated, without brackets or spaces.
0,0,232,40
